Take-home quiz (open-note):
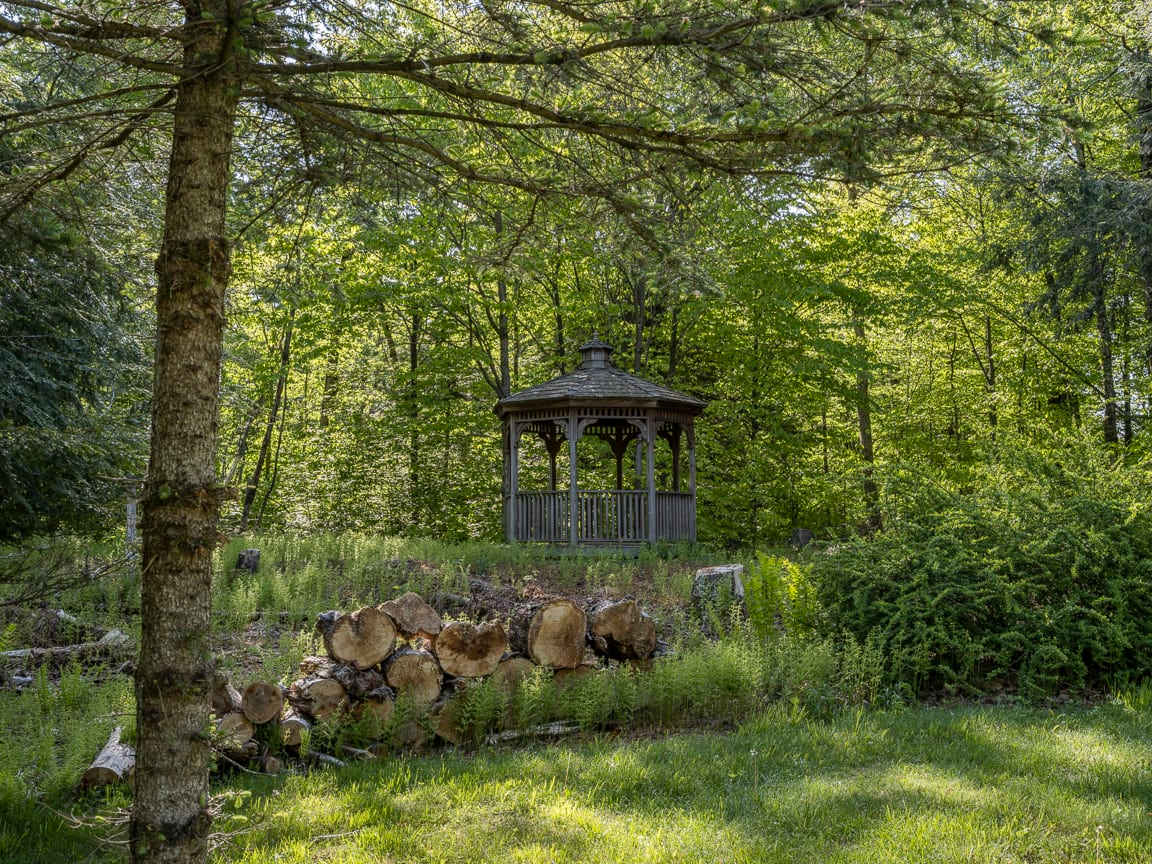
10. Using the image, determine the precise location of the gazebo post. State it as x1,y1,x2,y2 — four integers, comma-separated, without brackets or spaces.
646,414,657,544
508,420,519,543
688,426,697,542
568,413,578,546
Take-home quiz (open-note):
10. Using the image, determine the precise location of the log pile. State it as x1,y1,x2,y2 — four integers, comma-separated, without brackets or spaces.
84,587,667,784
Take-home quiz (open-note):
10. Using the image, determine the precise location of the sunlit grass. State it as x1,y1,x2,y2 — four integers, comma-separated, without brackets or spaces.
211,703,1152,864
3,702,1150,863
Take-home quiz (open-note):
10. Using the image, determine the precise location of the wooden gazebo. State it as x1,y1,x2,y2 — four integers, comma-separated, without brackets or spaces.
496,337,704,545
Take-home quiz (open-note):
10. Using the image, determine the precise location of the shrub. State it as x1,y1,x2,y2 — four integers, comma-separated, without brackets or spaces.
812,443,1152,699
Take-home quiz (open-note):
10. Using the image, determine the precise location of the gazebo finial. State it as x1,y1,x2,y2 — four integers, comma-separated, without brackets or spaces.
578,333,613,370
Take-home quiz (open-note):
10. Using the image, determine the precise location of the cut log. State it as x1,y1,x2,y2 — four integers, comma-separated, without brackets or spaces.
262,754,283,775
431,695,463,746
1,629,132,669
509,600,587,669
352,684,395,726
491,655,535,692
433,621,507,678
315,607,396,670
384,648,442,705
81,726,134,787
216,712,255,750
554,663,598,689
287,676,347,720
241,681,285,725
380,592,443,640
329,664,386,700
281,707,310,748
587,598,657,661
211,672,242,717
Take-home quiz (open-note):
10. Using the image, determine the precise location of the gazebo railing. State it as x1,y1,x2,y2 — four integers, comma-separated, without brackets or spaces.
512,490,694,543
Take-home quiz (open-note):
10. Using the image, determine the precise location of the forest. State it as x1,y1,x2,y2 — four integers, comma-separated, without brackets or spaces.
2,1,1152,864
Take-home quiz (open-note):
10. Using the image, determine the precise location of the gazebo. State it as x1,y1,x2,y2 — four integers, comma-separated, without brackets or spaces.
495,337,704,545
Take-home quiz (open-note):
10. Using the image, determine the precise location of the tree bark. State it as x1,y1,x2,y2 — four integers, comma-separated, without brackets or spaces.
133,4,239,861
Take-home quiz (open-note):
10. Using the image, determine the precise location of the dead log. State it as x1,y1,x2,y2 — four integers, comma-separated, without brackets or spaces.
81,726,134,787
287,676,347,720
509,600,587,669
241,681,285,725
281,706,310,748
491,655,535,692
587,598,657,661
554,663,598,689
315,607,396,669
216,712,255,750
384,648,442,705
1,629,132,669
379,592,443,640
261,754,283,775
211,673,242,717
433,621,507,678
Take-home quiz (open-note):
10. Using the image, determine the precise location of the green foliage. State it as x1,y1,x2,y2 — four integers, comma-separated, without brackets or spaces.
0,214,149,540
814,442,1152,699
744,553,821,640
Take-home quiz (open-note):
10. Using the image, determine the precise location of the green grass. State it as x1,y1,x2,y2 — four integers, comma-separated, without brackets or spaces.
5,702,1149,863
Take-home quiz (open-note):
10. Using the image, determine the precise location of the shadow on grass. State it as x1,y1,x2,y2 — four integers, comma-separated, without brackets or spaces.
7,704,1151,863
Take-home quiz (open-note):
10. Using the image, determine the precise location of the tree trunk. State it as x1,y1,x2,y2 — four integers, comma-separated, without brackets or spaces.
240,309,294,532
1093,274,1119,444
853,317,881,532
133,4,239,861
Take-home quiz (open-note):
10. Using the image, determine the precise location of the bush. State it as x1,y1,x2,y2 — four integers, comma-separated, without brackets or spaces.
812,444,1152,699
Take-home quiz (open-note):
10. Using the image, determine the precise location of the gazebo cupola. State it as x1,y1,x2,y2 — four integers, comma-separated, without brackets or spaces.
495,336,704,545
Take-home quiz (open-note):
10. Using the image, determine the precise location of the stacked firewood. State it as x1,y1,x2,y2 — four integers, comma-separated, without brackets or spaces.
85,591,661,783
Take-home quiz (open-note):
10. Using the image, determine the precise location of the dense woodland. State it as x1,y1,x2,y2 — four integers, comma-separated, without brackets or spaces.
3,1,1152,863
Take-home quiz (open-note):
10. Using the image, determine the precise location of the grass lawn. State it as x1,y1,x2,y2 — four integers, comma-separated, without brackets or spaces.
11,701,1148,864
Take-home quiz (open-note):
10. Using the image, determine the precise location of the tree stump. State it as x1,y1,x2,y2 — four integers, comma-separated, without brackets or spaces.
315,607,397,669
384,648,443,705
241,681,284,725
235,549,261,572
587,598,657,661
380,592,443,640
509,599,586,669
692,564,745,633
433,621,508,678
82,726,135,787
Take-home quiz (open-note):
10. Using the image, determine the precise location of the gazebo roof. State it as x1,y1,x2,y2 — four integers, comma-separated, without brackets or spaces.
496,337,705,416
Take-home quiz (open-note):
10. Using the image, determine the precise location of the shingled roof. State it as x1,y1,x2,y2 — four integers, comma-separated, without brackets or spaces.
495,337,705,416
